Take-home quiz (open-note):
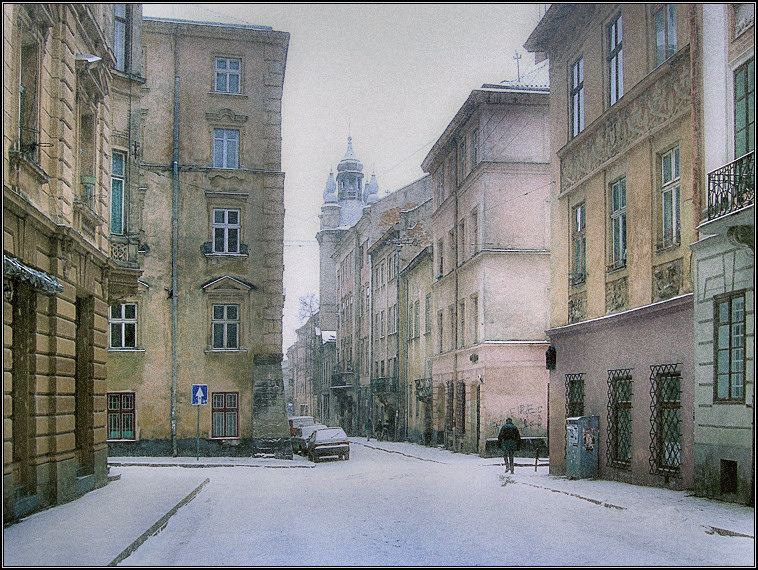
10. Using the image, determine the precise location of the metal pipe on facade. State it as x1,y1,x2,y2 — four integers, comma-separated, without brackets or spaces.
170,25,180,457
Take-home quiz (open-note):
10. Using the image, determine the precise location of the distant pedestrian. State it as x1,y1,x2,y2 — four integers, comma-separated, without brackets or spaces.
365,419,374,441
498,417,521,474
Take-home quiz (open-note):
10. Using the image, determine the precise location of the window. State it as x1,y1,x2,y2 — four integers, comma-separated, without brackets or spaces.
215,57,241,94
649,364,681,475
213,128,239,169
437,168,445,205
380,310,385,338
734,58,755,158
570,57,585,138
459,219,466,263
212,304,239,349
571,203,586,284
437,311,444,353
714,292,746,401
471,210,479,254
660,147,680,248
565,373,585,418
212,208,240,254
607,369,632,468
114,4,130,72
425,294,432,335
111,151,126,235
455,381,466,434
437,239,444,276
471,295,478,344
459,138,466,184
449,305,456,351
472,129,479,166
608,14,624,106
459,301,465,347
654,4,677,66
414,300,420,340
19,33,41,160
108,393,135,440
610,178,627,268
212,392,239,438
110,303,137,348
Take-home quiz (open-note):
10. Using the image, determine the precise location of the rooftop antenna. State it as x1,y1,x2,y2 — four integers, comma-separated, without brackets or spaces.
513,50,522,82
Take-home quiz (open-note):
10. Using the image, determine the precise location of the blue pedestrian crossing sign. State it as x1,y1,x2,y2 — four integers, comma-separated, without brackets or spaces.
192,384,208,406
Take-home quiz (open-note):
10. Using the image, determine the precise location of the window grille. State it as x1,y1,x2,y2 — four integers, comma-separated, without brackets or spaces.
455,381,466,434
649,363,682,476
565,373,585,418
606,369,633,468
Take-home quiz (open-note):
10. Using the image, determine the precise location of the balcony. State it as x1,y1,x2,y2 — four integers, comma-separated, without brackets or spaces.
701,152,754,247
707,152,754,220
371,376,398,396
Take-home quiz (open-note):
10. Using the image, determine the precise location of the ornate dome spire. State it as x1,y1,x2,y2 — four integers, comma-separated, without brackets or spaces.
365,171,379,204
337,136,363,174
322,169,337,203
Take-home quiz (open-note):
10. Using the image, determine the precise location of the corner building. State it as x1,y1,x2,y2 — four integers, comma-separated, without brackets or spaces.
422,61,552,454
4,4,142,521
526,4,697,490
105,16,291,458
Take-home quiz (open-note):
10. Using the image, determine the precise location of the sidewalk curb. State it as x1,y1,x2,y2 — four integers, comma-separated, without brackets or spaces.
106,477,210,566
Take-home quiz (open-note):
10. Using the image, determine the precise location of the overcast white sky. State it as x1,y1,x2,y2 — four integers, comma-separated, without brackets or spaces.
142,3,548,351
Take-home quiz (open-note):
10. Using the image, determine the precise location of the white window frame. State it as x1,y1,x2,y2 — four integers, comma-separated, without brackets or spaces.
213,128,239,169
212,303,240,350
212,208,241,254
571,56,585,138
608,13,624,106
215,56,241,94
660,147,680,248
109,303,137,349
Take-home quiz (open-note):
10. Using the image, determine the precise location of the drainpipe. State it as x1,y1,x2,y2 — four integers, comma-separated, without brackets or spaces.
689,3,702,241
170,25,180,457
395,239,401,441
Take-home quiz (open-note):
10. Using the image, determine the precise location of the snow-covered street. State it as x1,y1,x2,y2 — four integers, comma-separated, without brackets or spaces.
4,439,755,566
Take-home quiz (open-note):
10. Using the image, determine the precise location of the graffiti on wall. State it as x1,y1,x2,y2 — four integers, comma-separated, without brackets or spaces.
487,403,544,437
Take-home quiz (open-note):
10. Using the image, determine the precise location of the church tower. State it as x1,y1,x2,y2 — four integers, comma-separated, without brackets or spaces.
316,137,377,331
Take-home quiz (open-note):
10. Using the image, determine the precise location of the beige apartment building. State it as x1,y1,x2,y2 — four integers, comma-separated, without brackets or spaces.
526,4,698,490
4,4,141,521
422,62,552,455
399,246,435,444
105,15,291,457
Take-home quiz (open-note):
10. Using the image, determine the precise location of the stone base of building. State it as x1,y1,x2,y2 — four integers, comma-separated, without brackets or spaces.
108,437,294,459
3,450,108,524
694,443,754,506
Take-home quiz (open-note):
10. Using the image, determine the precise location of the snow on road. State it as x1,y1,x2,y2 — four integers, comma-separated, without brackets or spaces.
117,440,754,567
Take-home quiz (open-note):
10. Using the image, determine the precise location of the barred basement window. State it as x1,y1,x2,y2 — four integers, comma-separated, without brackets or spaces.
108,393,135,440
212,392,239,438
606,369,633,468
649,364,681,476
566,373,585,418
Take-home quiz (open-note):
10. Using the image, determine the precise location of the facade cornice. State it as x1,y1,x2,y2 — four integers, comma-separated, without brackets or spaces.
547,293,693,338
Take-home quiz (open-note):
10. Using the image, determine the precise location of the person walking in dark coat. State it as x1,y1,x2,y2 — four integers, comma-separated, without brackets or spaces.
498,418,521,474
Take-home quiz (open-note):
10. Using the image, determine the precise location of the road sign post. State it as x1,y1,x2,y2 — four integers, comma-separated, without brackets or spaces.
192,385,208,460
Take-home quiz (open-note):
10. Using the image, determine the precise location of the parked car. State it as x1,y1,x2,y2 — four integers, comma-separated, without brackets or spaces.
288,416,315,437
305,427,350,462
291,423,327,455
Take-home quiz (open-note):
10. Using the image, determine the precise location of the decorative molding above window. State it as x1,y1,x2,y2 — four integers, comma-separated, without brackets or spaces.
205,108,248,125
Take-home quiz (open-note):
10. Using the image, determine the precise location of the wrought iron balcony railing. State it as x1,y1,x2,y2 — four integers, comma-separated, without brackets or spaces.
707,151,754,221
371,376,398,395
